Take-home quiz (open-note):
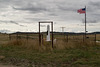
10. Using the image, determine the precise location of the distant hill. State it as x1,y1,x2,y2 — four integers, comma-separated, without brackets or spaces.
11,31,100,35
0,29,100,34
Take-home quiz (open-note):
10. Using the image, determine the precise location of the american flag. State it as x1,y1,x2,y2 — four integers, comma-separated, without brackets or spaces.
77,8,86,14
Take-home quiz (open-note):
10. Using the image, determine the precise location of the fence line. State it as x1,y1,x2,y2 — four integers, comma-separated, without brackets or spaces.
9,33,97,45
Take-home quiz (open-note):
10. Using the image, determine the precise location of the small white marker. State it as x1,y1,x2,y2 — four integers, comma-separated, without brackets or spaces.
46,25,51,41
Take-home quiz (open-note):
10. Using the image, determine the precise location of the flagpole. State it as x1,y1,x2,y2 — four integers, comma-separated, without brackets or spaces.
85,6,86,39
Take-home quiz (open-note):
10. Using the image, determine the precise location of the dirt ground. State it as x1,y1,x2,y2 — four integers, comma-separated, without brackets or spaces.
0,64,19,67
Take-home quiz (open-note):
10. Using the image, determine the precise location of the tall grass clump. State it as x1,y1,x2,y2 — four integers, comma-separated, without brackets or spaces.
54,38,97,50
6,39,40,51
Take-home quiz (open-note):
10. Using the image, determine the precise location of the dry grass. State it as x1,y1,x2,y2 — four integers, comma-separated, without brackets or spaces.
0,33,100,67
0,33,100,51
5,38,97,52
54,39,96,50
6,39,40,50
0,34,9,44
97,34,100,41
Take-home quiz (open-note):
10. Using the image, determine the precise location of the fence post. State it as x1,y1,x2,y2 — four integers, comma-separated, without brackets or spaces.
67,34,68,42
83,34,84,42
9,34,11,40
41,34,44,45
39,22,41,46
51,22,53,48
95,33,96,45
27,33,29,42
16,33,18,40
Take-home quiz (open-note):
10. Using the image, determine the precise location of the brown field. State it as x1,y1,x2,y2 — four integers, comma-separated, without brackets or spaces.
0,33,100,51
0,33,100,67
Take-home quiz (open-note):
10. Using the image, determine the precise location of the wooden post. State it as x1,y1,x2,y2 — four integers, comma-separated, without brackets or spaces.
16,33,18,40
39,22,41,46
41,33,44,45
83,34,84,42
9,34,11,40
51,22,53,48
16,33,18,44
39,21,53,48
26,33,28,42
95,33,96,45
67,34,68,42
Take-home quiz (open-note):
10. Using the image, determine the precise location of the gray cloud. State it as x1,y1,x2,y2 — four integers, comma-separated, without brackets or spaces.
0,20,26,27
82,19,98,23
25,18,50,21
89,1,100,8
88,24,95,26
10,21,27,27
12,3,47,13
0,0,99,20
0,0,100,32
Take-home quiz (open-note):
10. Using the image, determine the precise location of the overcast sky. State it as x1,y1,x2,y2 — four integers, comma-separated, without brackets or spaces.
0,0,100,33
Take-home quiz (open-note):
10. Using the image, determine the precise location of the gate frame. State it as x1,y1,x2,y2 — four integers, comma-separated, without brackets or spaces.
39,21,54,48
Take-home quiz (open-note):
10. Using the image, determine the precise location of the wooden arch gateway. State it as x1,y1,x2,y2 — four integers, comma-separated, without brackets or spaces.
38,21,54,48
